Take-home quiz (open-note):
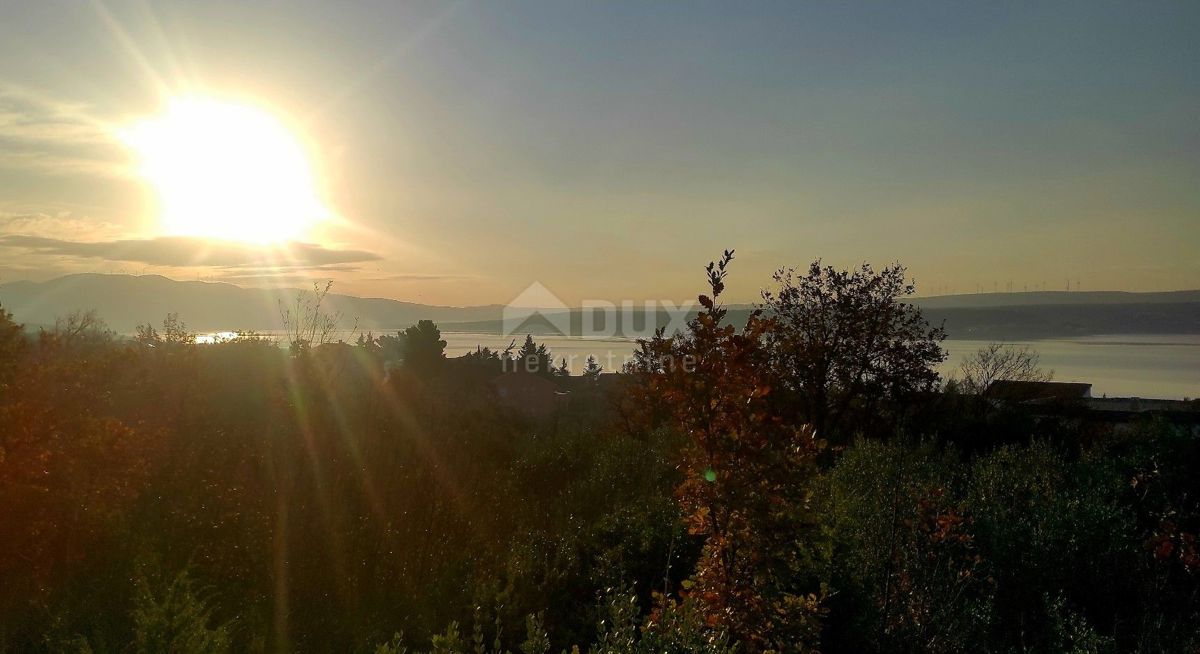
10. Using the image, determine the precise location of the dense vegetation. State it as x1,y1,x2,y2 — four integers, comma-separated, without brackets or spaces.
0,257,1196,653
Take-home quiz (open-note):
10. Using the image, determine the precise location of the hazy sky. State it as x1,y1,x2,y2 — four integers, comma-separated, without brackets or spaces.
0,1,1196,305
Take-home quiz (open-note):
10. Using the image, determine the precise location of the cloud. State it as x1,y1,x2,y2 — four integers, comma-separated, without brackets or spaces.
210,266,364,284
208,272,345,285
0,212,121,239
367,273,471,282
0,234,380,269
219,264,364,276
0,87,129,178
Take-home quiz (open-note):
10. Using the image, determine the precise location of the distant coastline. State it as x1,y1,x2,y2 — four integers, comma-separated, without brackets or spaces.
2,273,1198,341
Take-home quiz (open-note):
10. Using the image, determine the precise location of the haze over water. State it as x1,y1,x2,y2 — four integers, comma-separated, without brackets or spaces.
438,332,1199,400
195,330,1199,400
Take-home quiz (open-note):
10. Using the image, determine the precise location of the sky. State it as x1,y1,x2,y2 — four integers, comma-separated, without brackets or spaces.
0,1,1196,306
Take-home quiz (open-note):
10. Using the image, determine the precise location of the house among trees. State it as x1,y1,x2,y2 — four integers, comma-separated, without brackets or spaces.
985,379,1200,433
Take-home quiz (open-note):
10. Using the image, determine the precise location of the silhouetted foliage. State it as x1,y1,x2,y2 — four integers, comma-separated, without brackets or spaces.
0,302,26,390
394,319,448,375
513,334,553,377
1,264,1196,653
957,341,1052,397
130,567,234,654
761,261,947,444
279,281,341,355
582,355,602,381
821,440,993,652
136,312,196,349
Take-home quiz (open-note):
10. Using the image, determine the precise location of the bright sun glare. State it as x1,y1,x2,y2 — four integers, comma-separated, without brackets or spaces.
121,97,326,244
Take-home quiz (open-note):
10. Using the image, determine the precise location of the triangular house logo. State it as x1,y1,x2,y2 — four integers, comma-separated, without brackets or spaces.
503,282,571,336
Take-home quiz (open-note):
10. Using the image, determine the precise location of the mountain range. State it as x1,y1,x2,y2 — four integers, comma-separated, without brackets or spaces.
1,274,1198,340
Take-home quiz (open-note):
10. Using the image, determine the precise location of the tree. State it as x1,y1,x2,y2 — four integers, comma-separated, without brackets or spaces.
43,309,113,349
514,334,553,377
0,302,26,389
824,440,992,652
135,321,160,346
554,357,570,377
136,313,195,348
279,281,341,355
356,331,384,358
630,250,826,652
161,312,194,346
582,355,603,381
957,342,1051,397
396,320,447,375
0,310,153,616
131,568,233,654
761,261,946,443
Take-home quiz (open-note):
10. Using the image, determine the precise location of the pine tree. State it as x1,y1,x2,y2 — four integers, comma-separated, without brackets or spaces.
583,355,603,381
515,334,553,376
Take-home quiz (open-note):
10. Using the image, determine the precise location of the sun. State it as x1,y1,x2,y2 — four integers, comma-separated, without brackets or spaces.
121,96,326,244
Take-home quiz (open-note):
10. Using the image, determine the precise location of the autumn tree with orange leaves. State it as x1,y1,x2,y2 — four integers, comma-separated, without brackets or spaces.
629,251,826,653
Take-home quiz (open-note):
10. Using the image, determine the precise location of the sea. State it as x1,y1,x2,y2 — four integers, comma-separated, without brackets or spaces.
193,331,1199,400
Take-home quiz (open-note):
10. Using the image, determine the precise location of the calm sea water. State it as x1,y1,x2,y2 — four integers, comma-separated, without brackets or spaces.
440,333,1199,400
195,331,1199,400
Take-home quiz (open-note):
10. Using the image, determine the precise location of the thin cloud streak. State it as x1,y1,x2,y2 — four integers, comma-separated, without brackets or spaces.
0,234,380,268
0,87,129,177
366,273,472,282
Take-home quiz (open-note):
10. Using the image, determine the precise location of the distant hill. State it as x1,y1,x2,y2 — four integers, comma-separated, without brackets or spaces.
445,304,1200,340
1,273,1197,340
0,274,501,334
908,290,1200,308
914,303,1199,340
